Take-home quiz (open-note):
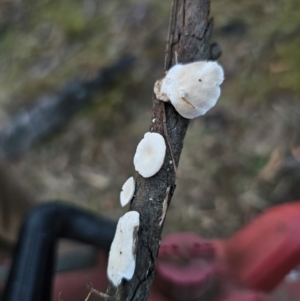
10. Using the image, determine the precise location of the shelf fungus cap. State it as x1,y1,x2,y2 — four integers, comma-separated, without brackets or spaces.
133,132,166,178
120,177,135,207
107,211,140,287
159,61,224,119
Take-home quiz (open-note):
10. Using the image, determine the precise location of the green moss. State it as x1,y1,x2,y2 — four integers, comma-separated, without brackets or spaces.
0,33,18,54
37,1,88,39
248,155,269,173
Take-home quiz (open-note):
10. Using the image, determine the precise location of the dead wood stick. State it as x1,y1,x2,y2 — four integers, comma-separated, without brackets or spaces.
106,1,219,300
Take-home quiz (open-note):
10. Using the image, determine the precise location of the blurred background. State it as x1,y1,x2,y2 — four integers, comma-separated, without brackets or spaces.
0,0,299,263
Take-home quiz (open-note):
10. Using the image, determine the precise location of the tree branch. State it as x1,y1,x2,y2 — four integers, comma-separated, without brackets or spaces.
106,1,217,300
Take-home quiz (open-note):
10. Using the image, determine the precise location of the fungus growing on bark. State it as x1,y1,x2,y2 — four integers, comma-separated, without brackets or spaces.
133,132,166,178
107,211,140,287
154,61,224,119
120,177,135,207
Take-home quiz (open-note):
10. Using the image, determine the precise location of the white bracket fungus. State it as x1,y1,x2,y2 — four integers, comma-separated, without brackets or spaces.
154,61,224,119
120,176,135,207
107,211,140,287
133,132,166,178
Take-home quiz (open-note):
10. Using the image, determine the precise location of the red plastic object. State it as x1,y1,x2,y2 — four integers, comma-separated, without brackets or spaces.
218,202,300,291
153,233,273,301
155,233,218,301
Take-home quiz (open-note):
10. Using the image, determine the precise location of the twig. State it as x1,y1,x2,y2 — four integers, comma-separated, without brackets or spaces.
90,289,115,300
105,1,215,300
86,285,117,301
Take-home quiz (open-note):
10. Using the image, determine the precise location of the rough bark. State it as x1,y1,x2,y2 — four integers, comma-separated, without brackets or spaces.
107,1,218,300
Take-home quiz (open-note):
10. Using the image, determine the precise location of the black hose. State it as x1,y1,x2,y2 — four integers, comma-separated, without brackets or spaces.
3,202,117,301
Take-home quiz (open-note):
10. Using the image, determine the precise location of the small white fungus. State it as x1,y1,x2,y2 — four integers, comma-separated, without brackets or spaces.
107,211,140,287
120,177,135,207
157,61,224,119
133,132,166,178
